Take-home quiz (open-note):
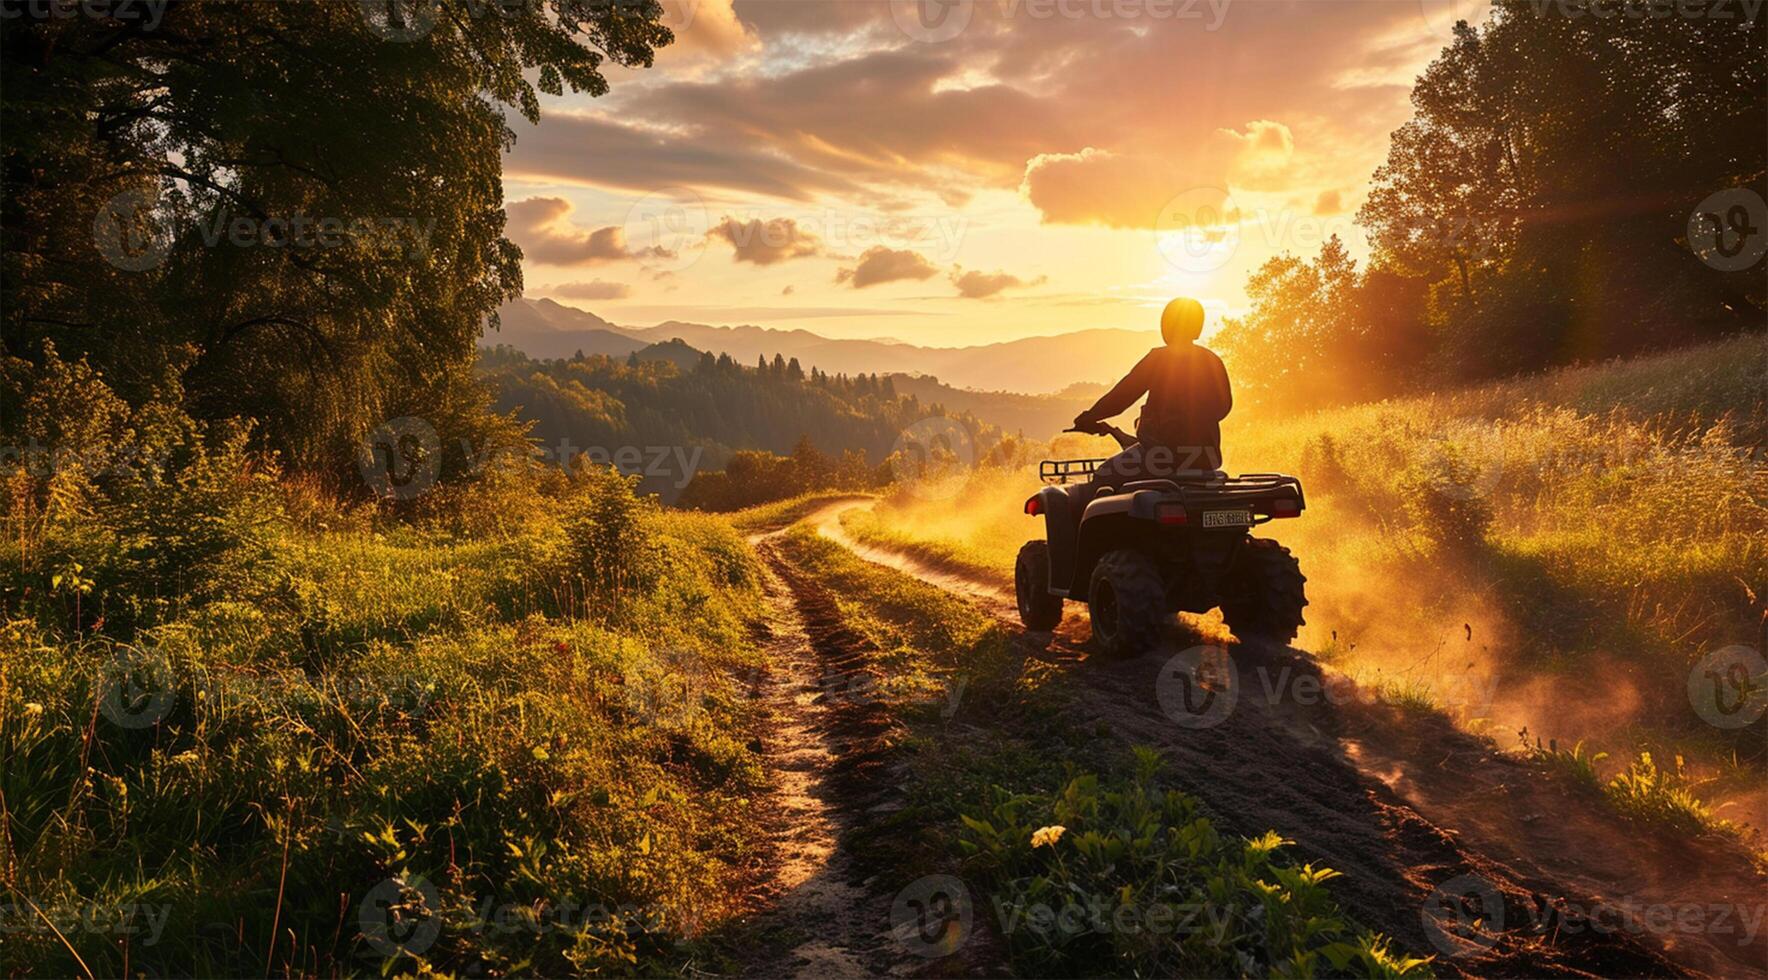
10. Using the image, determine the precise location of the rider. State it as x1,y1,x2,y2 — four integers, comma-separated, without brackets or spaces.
1071,297,1232,485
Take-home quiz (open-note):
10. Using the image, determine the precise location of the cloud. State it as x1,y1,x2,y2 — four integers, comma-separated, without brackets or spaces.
1314,189,1345,215
1216,120,1296,188
503,113,858,201
549,280,633,301
950,266,1047,299
707,216,823,264
505,197,670,266
1020,148,1222,230
835,246,940,288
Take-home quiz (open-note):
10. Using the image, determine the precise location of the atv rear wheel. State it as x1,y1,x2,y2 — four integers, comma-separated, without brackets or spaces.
1015,540,1065,631
1087,549,1167,657
1220,538,1307,644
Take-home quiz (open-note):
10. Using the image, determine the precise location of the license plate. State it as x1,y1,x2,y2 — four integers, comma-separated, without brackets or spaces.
1202,510,1251,528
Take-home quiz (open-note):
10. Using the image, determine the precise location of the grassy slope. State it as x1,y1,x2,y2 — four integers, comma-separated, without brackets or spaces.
2,474,774,976
849,333,1768,827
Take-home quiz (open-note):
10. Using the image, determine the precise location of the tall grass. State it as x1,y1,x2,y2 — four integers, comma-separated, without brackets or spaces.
863,334,1767,824
2,447,773,975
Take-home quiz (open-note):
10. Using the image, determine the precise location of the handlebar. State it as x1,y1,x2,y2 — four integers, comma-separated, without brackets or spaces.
1063,422,1137,450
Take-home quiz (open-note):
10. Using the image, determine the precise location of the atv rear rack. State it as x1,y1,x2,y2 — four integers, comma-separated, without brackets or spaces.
1040,458,1102,485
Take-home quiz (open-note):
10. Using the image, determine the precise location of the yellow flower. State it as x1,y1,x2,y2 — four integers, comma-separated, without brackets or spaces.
1030,825,1066,848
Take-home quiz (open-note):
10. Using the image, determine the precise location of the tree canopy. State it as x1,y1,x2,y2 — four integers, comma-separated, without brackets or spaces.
2,0,673,469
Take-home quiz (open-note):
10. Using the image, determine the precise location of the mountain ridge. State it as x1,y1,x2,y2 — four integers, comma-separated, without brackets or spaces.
485,297,1157,395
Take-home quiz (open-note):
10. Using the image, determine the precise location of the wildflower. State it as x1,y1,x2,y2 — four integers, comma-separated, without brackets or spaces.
1030,824,1066,848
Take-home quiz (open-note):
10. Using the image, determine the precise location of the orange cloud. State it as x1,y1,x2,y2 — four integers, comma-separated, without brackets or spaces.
707,216,824,265
1020,148,1223,230
506,197,671,266
950,266,1047,299
836,246,939,288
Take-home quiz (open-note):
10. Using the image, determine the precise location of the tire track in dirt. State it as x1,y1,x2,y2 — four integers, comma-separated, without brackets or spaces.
793,501,1750,978
731,526,921,978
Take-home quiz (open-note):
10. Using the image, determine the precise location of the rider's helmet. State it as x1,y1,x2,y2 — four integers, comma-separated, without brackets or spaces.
1160,298,1206,345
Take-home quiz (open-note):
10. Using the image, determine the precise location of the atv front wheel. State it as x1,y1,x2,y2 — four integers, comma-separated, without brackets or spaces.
1087,549,1167,657
1220,538,1308,644
1015,540,1065,631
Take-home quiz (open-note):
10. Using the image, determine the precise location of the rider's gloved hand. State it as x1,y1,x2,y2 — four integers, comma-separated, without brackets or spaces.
1071,411,1098,430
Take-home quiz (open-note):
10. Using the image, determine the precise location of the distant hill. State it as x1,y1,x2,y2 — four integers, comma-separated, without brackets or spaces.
477,342,1004,504
489,298,645,360
886,375,1108,440
485,298,1158,395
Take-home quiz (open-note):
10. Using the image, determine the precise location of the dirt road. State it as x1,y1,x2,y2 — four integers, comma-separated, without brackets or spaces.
739,500,1766,978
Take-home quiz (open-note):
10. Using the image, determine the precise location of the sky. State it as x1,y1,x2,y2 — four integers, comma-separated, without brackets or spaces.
500,0,1489,347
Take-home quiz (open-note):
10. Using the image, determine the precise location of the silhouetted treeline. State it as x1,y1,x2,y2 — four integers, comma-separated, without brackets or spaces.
1217,0,1766,411
480,343,996,504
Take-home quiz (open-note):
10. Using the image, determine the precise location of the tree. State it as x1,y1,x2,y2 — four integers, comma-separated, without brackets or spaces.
1,0,674,474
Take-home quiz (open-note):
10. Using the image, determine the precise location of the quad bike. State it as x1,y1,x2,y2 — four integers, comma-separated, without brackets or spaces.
1016,421,1308,656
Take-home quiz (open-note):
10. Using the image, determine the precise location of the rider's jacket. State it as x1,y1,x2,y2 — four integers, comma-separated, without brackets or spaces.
1079,343,1232,469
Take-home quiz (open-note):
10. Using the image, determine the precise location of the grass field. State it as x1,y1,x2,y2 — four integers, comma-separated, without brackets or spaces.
2,461,774,976
852,333,1768,830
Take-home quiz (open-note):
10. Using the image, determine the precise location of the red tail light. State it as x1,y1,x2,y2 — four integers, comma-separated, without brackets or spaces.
1156,503,1187,525
1271,498,1301,518
1024,495,1043,516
